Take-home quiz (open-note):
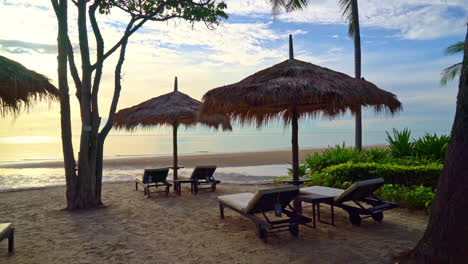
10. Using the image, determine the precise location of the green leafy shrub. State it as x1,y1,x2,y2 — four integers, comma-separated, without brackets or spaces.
386,128,414,157
414,133,450,161
365,148,390,162
316,162,442,189
375,184,435,212
378,156,435,166
302,143,363,173
306,171,352,189
272,175,291,184
286,162,308,178
303,173,435,212
299,144,391,174
298,144,432,176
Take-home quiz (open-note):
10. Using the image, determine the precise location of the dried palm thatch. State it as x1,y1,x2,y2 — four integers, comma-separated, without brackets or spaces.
198,58,401,127
198,35,402,190
114,79,231,131
114,77,231,183
0,55,59,116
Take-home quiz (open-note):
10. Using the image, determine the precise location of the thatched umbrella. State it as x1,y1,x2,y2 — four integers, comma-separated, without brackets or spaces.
198,35,402,189
114,77,232,182
0,55,59,116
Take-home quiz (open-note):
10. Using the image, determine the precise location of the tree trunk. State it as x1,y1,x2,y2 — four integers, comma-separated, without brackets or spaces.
53,0,78,210
403,25,468,264
351,0,362,151
94,35,130,205
95,138,104,205
291,106,301,211
173,122,178,184
73,0,97,209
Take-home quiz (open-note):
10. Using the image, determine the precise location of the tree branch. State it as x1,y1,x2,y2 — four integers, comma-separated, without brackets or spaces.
89,0,104,101
99,34,130,140
66,37,82,100
51,0,59,15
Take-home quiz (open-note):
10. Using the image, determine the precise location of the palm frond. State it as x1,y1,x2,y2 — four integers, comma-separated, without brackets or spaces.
440,62,462,86
444,41,465,55
268,0,286,16
338,0,355,39
285,0,309,12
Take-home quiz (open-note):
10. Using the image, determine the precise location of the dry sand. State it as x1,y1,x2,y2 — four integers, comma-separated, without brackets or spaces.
0,182,427,264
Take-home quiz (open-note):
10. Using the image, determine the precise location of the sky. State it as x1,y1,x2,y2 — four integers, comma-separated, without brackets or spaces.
0,0,467,139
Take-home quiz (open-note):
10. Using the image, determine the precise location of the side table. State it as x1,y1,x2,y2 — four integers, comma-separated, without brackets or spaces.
297,194,335,228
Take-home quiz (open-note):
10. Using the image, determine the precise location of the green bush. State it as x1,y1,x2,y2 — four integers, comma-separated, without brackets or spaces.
295,144,434,177
306,171,352,189
378,156,435,166
314,162,442,189
414,133,450,161
303,173,435,212
366,147,391,162
299,144,390,174
386,128,414,157
272,175,290,184
375,184,435,212
286,162,308,178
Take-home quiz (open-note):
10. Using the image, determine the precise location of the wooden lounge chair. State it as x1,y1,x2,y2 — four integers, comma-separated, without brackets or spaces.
135,168,171,198
300,178,397,226
175,166,219,195
218,186,311,242
191,166,219,193
0,223,14,253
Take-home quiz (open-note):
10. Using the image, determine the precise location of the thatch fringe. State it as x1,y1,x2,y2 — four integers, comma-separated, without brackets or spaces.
114,90,232,131
198,59,402,126
0,55,59,116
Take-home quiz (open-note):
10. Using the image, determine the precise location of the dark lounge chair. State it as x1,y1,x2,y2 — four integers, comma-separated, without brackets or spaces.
191,166,219,193
0,223,14,253
218,186,311,242
300,178,397,226
175,166,219,195
135,168,171,197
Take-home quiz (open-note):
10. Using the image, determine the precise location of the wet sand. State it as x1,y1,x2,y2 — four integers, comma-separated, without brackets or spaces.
0,182,426,264
2,145,387,169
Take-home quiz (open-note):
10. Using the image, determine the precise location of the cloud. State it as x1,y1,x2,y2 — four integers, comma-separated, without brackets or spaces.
0,0,463,138
226,0,468,40
0,39,56,54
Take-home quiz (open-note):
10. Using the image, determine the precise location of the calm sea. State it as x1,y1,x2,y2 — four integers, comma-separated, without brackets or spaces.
1,130,393,165
0,126,449,191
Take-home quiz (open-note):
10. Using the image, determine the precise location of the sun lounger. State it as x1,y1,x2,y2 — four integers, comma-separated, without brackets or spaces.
300,178,397,226
0,223,14,253
135,168,171,197
218,186,311,242
191,166,219,193
175,166,219,195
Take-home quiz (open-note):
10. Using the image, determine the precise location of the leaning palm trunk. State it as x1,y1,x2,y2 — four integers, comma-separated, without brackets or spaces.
404,24,468,264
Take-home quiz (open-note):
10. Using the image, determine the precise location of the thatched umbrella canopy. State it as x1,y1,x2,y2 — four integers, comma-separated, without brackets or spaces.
114,76,232,182
0,55,59,116
199,35,402,190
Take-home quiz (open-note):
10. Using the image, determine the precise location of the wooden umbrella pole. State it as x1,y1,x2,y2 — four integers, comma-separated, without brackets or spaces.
291,105,301,212
291,106,299,185
173,121,178,183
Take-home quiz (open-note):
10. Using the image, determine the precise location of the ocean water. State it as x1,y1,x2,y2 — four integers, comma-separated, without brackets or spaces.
0,164,290,192
0,130,393,165
0,127,449,191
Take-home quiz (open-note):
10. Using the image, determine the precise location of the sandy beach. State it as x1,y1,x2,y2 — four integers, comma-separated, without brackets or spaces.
0,181,427,264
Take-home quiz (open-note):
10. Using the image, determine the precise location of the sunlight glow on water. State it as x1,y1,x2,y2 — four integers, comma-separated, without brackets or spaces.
0,136,57,144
